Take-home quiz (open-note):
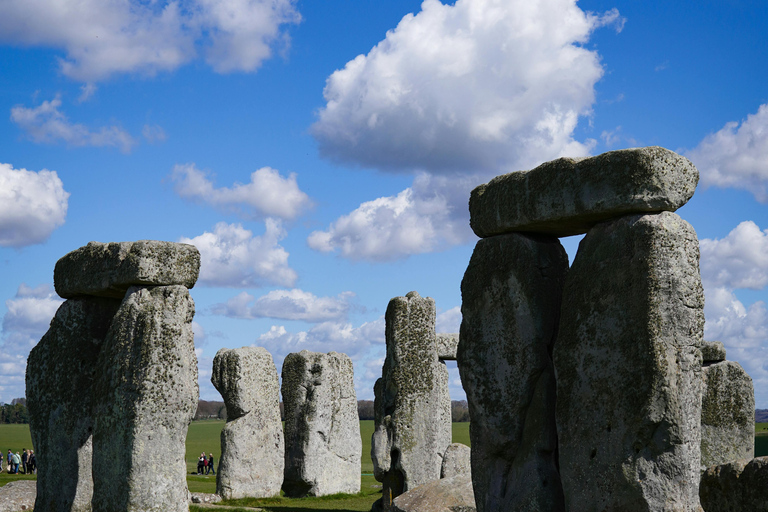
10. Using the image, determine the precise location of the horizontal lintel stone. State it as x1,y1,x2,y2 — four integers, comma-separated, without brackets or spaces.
469,146,698,238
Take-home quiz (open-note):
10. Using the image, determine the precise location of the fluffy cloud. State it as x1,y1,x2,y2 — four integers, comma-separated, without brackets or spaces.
0,163,69,247
171,164,311,220
686,103,768,202
436,306,461,333
312,0,620,174
308,173,478,260
0,0,300,81
0,284,64,402
11,96,136,152
212,289,355,322
180,221,297,287
700,222,768,406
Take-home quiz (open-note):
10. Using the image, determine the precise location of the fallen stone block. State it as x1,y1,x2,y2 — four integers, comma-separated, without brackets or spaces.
27,297,121,512
92,285,198,512
700,457,768,512
393,474,476,512
282,350,361,497
54,240,200,299
458,233,567,512
212,346,284,500
469,147,698,238
701,360,754,469
555,212,705,512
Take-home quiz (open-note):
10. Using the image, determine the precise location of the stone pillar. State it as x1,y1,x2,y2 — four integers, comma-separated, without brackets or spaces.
554,212,705,512
212,347,284,500
372,292,451,511
457,233,568,512
26,297,121,512
92,285,198,512
282,350,361,497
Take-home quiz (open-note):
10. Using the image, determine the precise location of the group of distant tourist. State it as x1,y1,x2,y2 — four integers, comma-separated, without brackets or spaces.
196,452,215,475
1,449,35,474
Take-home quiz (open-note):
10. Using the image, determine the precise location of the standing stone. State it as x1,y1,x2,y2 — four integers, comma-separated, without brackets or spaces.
92,285,198,512
554,212,705,512
27,297,121,512
393,474,476,512
212,347,284,500
54,240,200,299
700,457,768,512
469,147,698,238
701,341,726,363
440,443,471,479
282,350,361,497
372,292,451,511
436,333,459,361
458,233,568,512
701,360,754,469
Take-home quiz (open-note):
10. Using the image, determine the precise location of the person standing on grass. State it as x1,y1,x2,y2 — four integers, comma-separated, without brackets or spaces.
11,452,20,473
197,452,206,475
20,449,27,474
207,453,215,475
6,450,12,473
28,451,35,474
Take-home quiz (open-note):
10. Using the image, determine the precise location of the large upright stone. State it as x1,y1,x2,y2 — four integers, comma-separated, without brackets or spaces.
372,292,451,511
700,457,768,512
92,285,198,512
458,233,568,512
701,360,754,469
55,240,200,299
282,350,361,497
436,333,459,361
554,212,705,512
469,147,698,238
212,347,284,500
26,297,121,512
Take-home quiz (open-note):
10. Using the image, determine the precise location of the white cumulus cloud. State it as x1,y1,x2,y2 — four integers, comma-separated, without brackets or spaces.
11,96,136,152
308,173,478,261
180,220,297,288
700,221,768,290
311,0,617,174
0,163,69,247
0,0,300,82
212,289,355,322
686,103,768,202
171,163,312,220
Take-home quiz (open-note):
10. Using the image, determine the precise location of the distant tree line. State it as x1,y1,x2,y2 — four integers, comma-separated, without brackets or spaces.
0,398,29,424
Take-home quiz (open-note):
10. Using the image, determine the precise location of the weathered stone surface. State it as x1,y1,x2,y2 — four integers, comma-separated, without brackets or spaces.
282,350,361,497
458,233,567,512
393,474,476,512
555,212,705,512
92,285,198,512
27,297,121,512
701,360,754,469
212,346,284,500
436,333,459,361
0,480,37,512
701,341,726,363
700,457,768,512
441,443,471,479
469,147,698,238
372,292,451,512
55,240,200,299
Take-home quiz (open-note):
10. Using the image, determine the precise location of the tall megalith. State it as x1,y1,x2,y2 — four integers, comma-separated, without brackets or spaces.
372,292,451,511
554,212,704,512
457,233,568,512
282,350,361,497
212,347,284,500
27,297,121,512
92,285,198,512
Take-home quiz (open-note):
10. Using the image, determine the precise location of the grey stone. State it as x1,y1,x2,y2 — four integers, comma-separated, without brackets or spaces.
55,240,200,299
212,346,284,500
393,474,476,512
0,480,37,512
27,297,121,512
701,341,726,363
701,360,754,469
282,350,361,497
458,233,567,512
469,146,698,238
436,333,459,361
700,457,768,512
372,292,451,512
554,212,705,512
441,444,471,479
92,285,198,512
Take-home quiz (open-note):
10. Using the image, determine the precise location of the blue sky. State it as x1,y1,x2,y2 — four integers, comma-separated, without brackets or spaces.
1,0,767,407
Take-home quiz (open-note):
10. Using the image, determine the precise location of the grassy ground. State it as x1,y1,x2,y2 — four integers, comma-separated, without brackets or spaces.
756,422,768,457
0,423,35,487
